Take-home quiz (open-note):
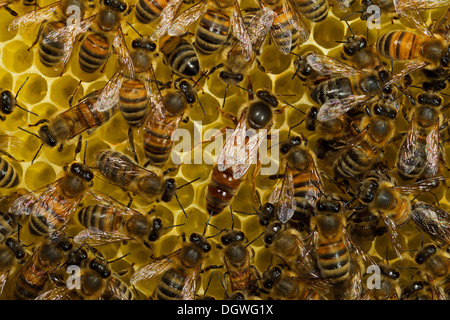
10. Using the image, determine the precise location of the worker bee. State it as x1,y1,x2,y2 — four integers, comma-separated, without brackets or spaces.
340,34,385,71
160,34,201,78
290,0,328,22
8,162,94,237
8,0,95,73
0,237,27,297
73,197,163,250
400,280,434,300
7,236,73,300
77,0,134,75
205,89,280,216
414,243,450,300
95,149,177,204
0,189,29,242
267,134,324,230
412,201,450,246
164,0,253,59
130,232,212,300
207,7,274,86
0,157,20,190
258,0,310,55
363,263,401,300
261,265,327,300
396,91,447,181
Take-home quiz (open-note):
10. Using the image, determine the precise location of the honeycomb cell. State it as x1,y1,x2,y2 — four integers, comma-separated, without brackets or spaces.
274,71,305,105
0,68,13,91
50,75,84,108
24,160,56,190
15,73,47,105
99,113,129,145
2,40,34,73
259,45,291,75
0,10,16,42
189,93,220,125
313,17,346,49
43,141,77,166
207,72,240,102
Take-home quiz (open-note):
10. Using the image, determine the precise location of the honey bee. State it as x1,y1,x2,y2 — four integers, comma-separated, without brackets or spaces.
414,243,450,300
290,0,328,22
0,77,37,121
412,202,450,246
0,238,27,297
205,89,279,216
261,265,327,300
135,0,187,27
0,189,29,242
8,162,94,237
215,229,260,296
73,198,163,250
340,34,385,71
0,157,20,190
77,0,134,75
267,134,324,230
8,0,96,73
363,263,401,300
208,7,275,86
95,149,177,204
400,280,434,300
165,0,253,59
258,0,310,55
8,236,73,300
396,91,447,181
160,34,200,78
130,232,212,300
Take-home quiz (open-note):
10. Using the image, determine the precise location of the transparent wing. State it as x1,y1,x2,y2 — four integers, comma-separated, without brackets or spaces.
393,0,435,37
144,65,165,120
412,202,450,245
167,1,208,36
113,27,135,79
379,213,404,260
93,66,124,112
287,0,310,43
383,60,429,88
181,268,199,300
425,122,441,176
217,112,247,174
105,277,132,300
393,176,446,194
262,0,292,55
317,95,370,122
394,0,450,11
398,117,420,174
0,271,9,297
329,126,369,163
8,1,60,32
306,53,366,77
276,167,296,224
231,2,252,61
35,286,72,300
130,252,179,285
151,0,185,40
0,135,22,151
73,227,134,246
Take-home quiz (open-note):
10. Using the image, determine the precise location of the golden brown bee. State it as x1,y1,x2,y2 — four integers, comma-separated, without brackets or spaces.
130,232,212,300
412,202,450,246
78,0,134,75
164,0,252,58
8,237,73,300
0,238,27,297
258,0,310,55
9,162,94,237
414,243,450,300
261,265,327,300
95,149,177,204
74,199,163,250
160,34,200,78
267,134,324,230
206,89,279,216
135,0,170,23
8,0,95,73
396,92,447,181
290,0,328,22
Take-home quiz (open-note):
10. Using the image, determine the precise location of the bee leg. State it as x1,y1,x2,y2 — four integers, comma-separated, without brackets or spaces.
126,192,134,207
256,59,266,73
29,119,49,127
201,264,224,273
206,63,224,78
128,127,139,164
68,80,83,107
58,143,64,152
4,5,18,16
163,165,180,176
216,103,238,125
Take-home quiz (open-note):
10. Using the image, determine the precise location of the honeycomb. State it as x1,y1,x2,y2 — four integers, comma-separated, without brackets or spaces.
0,0,449,301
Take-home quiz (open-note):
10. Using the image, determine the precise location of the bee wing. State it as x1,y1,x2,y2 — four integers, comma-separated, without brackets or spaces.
167,1,208,37
44,15,95,71
306,53,366,77
181,267,199,300
231,2,252,61
130,252,179,285
35,286,73,300
104,277,132,300
0,271,9,297
113,27,135,79
393,176,446,194
275,167,297,224
394,0,450,11
0,135,22,151
144,66,165,120
86,190,144,216
428,276,448,300
393,0,436,38
260,0,292,55
383,60,429,88
8,1,60,32
412,202,450,245
317,95,370,122
93,66,124,112
151,0,185,40
329,0,352,11
379,213,405,260
398,116,420,174
73,227,134,246
425,122,441,176
329,125,369,164
286,0,310,44
217,113,247,174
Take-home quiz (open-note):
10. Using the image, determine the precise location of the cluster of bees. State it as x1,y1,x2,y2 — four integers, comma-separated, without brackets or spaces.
0,0,449,301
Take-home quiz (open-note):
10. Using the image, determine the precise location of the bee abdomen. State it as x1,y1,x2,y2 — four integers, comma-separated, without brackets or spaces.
135,0,168,23
195,10,230,55
79,34,110,73
377,31,420,61
310,77,353,105
156,268,185,300
0,212,18,242
119,79,149,127
39,21,66,67
0,158,19,188
166,40,200,77
317,240,350,282
78,204,122,232
294,0,328,22
206,167,242,216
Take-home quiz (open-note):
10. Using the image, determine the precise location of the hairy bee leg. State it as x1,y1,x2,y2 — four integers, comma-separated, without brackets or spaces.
128,127,139,164
68,80,83,107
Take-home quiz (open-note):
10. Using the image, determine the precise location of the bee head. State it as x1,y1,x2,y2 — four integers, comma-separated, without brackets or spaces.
220,230,245,246
190,233,211,253
343,35,367,56
161,178,177,202
70,163,94,182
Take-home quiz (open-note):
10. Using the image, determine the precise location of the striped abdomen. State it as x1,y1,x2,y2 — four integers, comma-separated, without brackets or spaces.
165,39,200,77
293,0,328,22
333,139,382,179
206,167,244,216
387,196,411,228
0,157,19,188
310,77,353,105
0,211,19,242
271,7,300,53
292,170,320,227
39,21,66,68
78,204,123,232
377,31,421,61
135,0,169,23
103,275,135,300
316,232,350,282
195,10,231,55
119,78,149,127
79,33,110,73
14,260,49,300
396,130,427,180
155,268,186,300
